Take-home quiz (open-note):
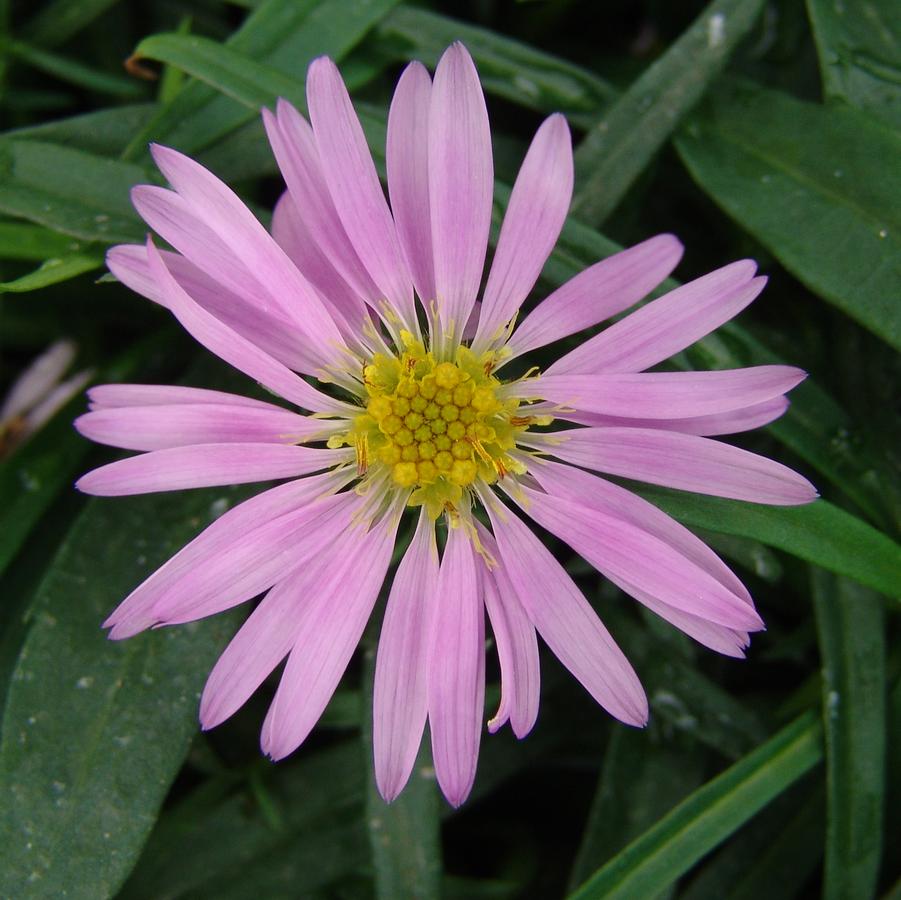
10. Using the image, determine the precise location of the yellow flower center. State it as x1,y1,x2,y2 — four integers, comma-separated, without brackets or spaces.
329,332,544,518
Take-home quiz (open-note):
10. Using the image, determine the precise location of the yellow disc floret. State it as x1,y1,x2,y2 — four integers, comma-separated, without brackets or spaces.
330,336,538,518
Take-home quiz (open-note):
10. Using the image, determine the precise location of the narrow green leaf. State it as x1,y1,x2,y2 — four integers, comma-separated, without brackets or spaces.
0,140,146,243
131,33,307,113
0,490,243,898
806,0,901,129
638,488,901,599
6,103,155,158
377,6,616,127
571,0,765,226
676,79,901,351
21,0,122,48
569,730,706,891
0,221,86,261
363,646,442,900
122,0,398,160
680,784,824,900
568,712,823,900
4,39,146,98
812,571,886,900
0,252,102,292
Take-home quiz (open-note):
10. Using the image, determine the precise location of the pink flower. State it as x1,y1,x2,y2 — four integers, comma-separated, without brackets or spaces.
76,43,817,807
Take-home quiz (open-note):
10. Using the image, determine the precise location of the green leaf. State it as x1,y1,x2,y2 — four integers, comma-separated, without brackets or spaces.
4,39,146,98
0,140,146,243
569,730,706,891
0,489,244,898
637,488,901,600
377,6,616,128
806,0,901,129
362,646,442,900
812,571,886,899
119,742,368,900
0,252,102,292
122,0,398,160
0,221,87,261
571,0,766,226
568,712,823,900
680,784,824,900
20,0,123,48
130,33,308,114
5,103,155,158
676,79,901,351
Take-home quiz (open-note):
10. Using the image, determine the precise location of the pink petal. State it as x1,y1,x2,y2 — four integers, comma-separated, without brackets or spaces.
429,43,493,337
75,403,338,452
264,512,400,760
536,427,818,505
504,234,684,361
517,366,806,419
200,564,322,729
76,442,349,496
428,524,484,807
153,492,357,626
628,585,750,657
144,238,355,416
265,102,382,314
108,244,317,374
149,144,345,363
476,525,540,738
270,191,368,340
473,114,573,351
87,383,275,411
525,458,751,603
373,509,438,801
103,472,345,637
548,262,761,375
306,58,416,331
504,483,764,631
129,186,268,309
387,61,436,305
480,492,647,726
537,396,791,436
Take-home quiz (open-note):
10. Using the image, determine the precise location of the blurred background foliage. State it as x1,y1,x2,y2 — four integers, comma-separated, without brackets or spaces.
0,0,898,897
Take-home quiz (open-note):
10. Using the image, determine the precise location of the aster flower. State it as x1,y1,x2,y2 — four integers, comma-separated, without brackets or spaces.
75,43,817,807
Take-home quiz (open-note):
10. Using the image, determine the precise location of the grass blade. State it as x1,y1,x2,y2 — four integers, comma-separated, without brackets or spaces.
568,712,823,900
812,571,886,899
571,0,766,226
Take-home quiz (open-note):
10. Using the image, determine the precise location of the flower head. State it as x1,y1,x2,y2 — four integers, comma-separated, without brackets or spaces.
76,43,817,807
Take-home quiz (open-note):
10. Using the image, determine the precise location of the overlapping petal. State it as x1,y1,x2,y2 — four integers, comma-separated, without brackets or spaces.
530,427,818,505
473,113,573,351
387,62,436,307
429,42,493,336
428,523,485,807
75,402,338,452
517,366,806,419
306,57,416,332
263,509,400,760
504,234,683,361
373,509,438,801
480,490,647,726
